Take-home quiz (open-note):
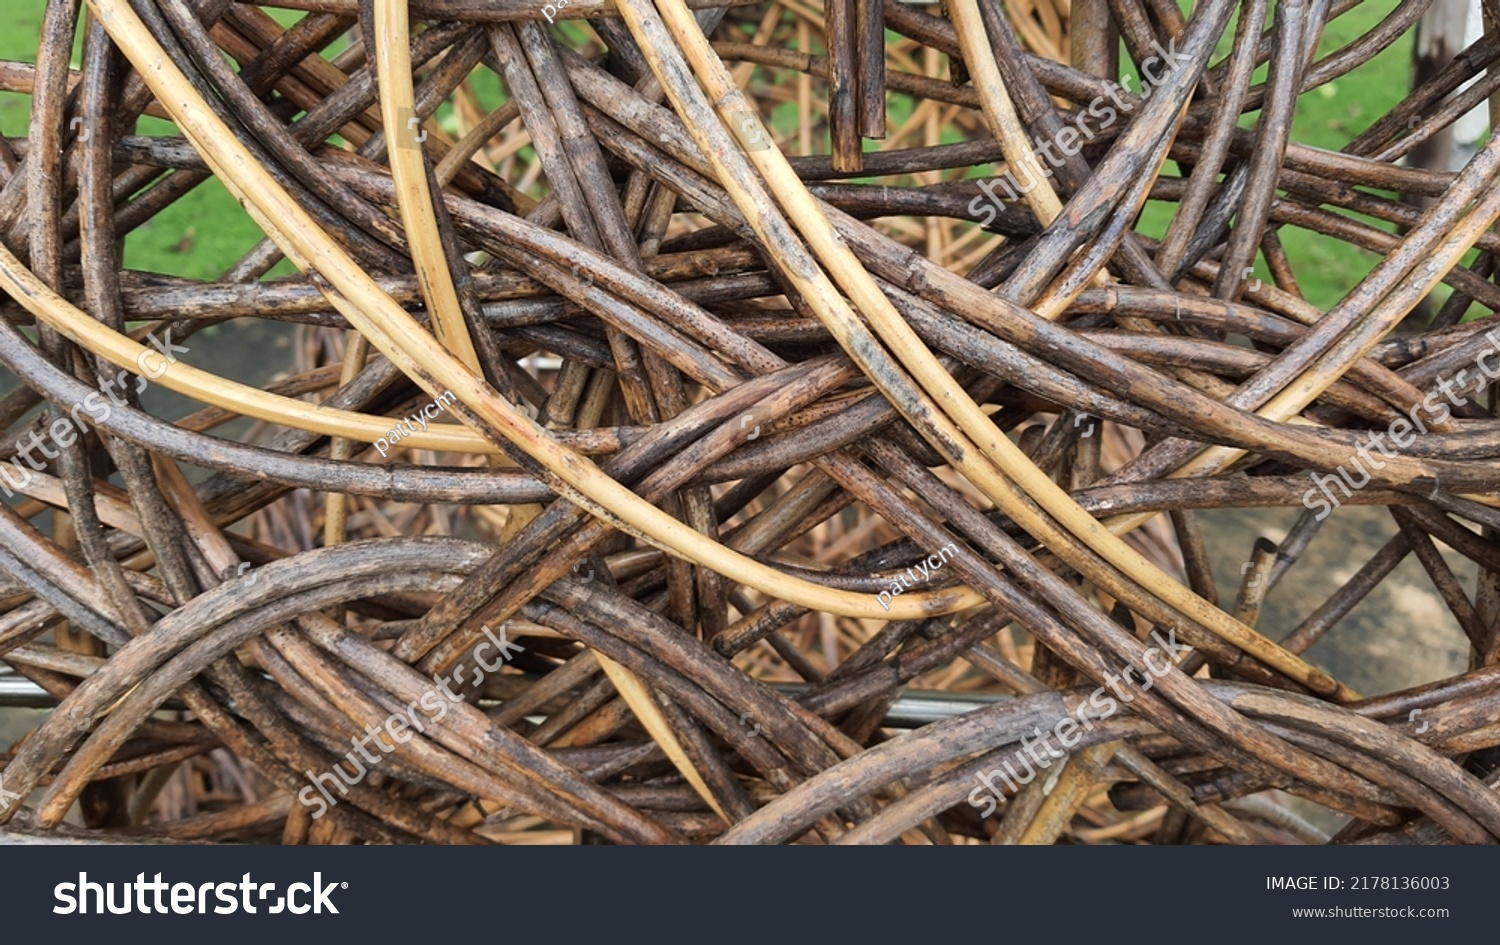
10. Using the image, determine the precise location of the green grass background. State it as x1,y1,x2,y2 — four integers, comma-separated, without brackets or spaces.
0,0,1428,311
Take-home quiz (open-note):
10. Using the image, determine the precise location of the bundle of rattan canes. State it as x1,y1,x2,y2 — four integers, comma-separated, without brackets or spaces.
0,0,1498,845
